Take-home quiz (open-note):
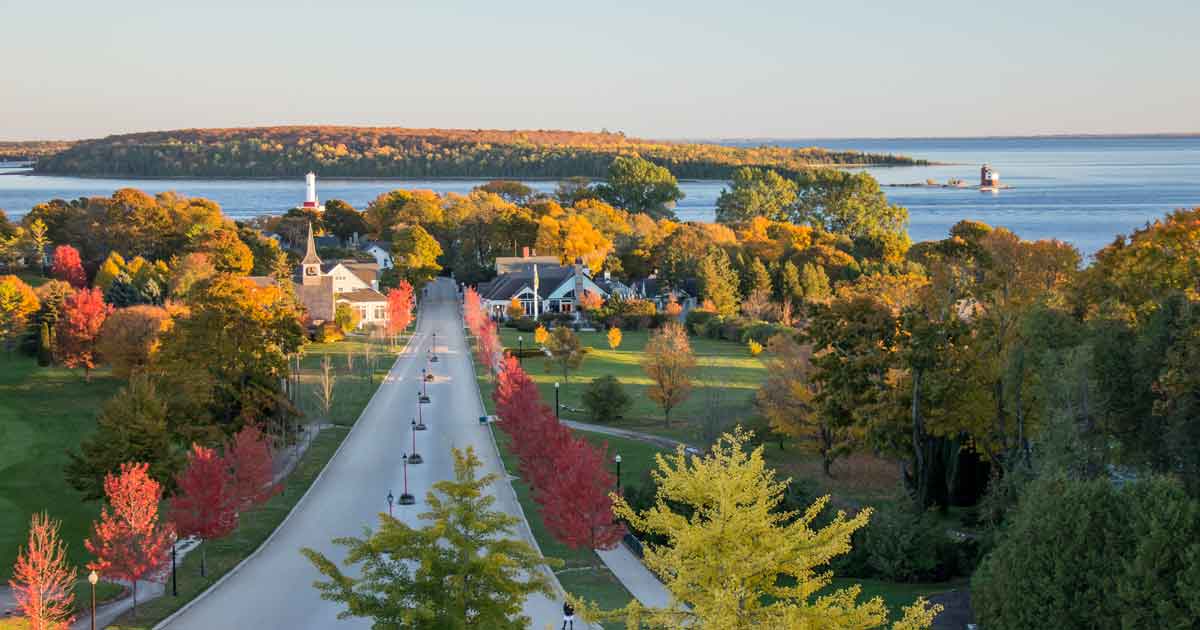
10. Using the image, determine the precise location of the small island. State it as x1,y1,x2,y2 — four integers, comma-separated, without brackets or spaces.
26,126,926,179
887,163,1013,191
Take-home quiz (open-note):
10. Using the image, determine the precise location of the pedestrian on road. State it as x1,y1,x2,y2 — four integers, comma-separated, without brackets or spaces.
562,601,575,629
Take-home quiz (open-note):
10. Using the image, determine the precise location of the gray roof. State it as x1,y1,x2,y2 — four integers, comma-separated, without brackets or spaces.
337,288,387,304
478,264,575,301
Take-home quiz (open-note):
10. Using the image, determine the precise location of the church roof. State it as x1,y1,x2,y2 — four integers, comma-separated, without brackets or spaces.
301,222,322,266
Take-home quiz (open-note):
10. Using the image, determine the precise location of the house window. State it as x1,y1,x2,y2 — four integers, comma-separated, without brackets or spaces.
374,306,385,319
562,302,573,313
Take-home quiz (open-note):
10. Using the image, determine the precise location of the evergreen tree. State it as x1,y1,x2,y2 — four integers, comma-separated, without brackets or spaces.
746,257,773,298
104,272,141,308
779,260,803,304
37,321,52,366
65,376,181,500
697,246,739,317
303,447,556,629
799,262,832,301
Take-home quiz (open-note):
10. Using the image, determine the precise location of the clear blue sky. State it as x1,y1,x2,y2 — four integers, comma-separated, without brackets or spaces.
2,0,1197,140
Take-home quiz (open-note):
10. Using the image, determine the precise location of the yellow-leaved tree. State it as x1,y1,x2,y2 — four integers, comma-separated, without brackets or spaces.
534,324,549,345
607,326,622,350
572,428,940,630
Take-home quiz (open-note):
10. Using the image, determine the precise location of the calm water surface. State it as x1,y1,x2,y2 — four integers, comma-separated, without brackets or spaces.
2,136,1197,258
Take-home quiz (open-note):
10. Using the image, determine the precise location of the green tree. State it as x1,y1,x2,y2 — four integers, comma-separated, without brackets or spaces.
596,156,683,219
334,302,361,334
697,246,739,317
778,259,803,304
322,199,368,242
745,257,772,298
715,167,798,225
302,447,556,629
798,262,831,301
392,224,443,289
581,374,631,424
575,429,939,629
973,475,1200,630
65,376,181,500
793,170,909,261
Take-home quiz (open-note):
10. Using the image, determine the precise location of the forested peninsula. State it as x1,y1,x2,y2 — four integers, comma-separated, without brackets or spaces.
31,126,925,179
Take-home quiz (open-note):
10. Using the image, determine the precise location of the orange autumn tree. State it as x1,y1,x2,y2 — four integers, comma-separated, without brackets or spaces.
642,322,696,426
55,287,112,381
9,512,77,630
85,462,173,618
386,281,415,343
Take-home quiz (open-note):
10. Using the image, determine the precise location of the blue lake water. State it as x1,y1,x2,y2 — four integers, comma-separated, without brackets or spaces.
2,136,1198,259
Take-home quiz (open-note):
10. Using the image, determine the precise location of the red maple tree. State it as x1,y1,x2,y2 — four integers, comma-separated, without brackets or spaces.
169,444,237,577
463,286,483,334
475,319,501,374
85,462,173,618
537,436,625,558
386,281,414,338
55,287,112,381
50,245,86,289
9,512,77,630
225,425,278,511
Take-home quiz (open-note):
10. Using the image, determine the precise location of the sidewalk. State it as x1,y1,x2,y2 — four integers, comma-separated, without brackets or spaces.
596,545,673,610
562,419,695,452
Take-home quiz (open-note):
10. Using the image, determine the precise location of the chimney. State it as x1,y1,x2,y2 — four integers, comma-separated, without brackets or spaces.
603,269,610,281
574,257,584,313
522,246,530,258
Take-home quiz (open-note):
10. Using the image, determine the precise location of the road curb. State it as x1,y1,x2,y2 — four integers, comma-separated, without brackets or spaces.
151,328,421,630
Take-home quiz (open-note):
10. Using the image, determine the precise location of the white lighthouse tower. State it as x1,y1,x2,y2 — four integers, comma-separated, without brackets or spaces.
300,172,325,212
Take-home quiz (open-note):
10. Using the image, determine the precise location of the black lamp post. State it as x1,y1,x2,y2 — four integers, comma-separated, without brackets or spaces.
387,490,394,517
399,454,415,505
419,386,430,405
171,532,177,596
518,335,523,365
408,419,423,464
615,454,622,492
554,382,560,420
88,570,98,630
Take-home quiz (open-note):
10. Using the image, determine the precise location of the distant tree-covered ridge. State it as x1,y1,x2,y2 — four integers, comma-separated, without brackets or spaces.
33,126,925,179
0,141,76,162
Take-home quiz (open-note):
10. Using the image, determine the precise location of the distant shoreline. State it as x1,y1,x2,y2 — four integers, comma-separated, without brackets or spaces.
704,132,1200,143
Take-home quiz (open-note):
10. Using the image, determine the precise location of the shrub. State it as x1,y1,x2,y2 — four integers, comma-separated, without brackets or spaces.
580,375,631,424
684,309,715,335
972,475,1200,630
748,340,763,356
509,317,538,332
313,322,343,343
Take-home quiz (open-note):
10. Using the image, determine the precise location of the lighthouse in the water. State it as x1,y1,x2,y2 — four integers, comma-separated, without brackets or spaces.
300,172,325,212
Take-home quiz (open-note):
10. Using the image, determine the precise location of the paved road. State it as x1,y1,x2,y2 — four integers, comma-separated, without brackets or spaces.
160,278,568,629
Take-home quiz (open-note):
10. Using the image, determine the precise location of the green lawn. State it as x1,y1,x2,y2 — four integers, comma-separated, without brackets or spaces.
0,356,121,582
494,328,767,443
1,333,397,625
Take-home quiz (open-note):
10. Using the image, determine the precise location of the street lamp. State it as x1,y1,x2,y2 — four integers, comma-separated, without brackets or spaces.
554,382,560,421
170,531,177,597
421,368,429,397
399,454,415,505
419,387,430,405
614,454,622,492
518,335,523,365
408,419,423,464
88,570,98,630
387,490,394,517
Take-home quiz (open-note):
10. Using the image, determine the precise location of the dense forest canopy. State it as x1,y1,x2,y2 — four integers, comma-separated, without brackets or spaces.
31,126,925,179
0,140,76,162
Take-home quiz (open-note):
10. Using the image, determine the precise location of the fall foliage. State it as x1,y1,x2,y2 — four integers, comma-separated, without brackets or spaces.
9,512,78,630
85,462,173,617
606,326,622,350
50,245,86,289
55,287,111,380
96,305,169,378
386,280,414,338
225,424,277,510
170,444,237,576
0,274,39,352
642,322,695,425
